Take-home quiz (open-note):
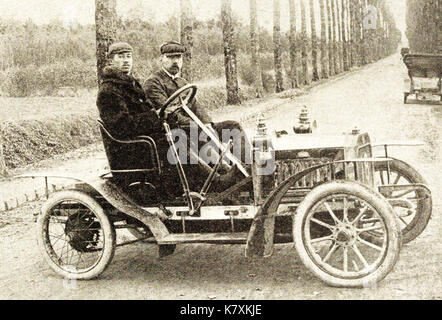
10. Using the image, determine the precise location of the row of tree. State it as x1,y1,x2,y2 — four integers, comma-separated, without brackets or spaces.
225,0,401,103
95,0,401,105
406,0,442,54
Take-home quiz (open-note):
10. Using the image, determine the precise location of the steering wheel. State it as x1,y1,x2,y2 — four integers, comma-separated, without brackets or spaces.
159,84,197,120
160,83,249,177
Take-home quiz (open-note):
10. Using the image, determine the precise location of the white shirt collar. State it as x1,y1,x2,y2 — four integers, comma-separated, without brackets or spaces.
162,67,180,80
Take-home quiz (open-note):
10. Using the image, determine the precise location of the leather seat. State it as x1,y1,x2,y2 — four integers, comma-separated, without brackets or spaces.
97,118,161,188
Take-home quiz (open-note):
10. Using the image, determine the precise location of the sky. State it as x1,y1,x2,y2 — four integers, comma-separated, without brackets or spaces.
0,0,407,33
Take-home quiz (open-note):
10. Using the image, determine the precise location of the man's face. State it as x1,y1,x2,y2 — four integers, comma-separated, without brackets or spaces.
111,51,133,74
161,54,183,75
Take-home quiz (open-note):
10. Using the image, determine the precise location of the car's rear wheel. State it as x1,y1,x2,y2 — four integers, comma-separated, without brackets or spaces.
293,180,401,288
373,159,432,243
37,190,116,280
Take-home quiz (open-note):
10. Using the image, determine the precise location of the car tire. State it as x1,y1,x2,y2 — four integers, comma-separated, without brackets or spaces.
37,190,116,280
293,180,401,288
373,159,432,243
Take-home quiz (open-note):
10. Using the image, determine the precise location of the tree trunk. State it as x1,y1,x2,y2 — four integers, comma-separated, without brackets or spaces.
378,0,385,59
301,0,310,84
180,0,193,81
320,0,329,79
336,0,343,72
374,0,381,60
331,0,339,73
249,0,264,97
309,0,319,81
289,0,299,88
346,0,353,67
349,0,357,66
341,0,349,71
273,0,284,92
326,0,335,76
348,0,354,66
383,6,388,57
0,127,7,176
221,0,241,104
435,0,442,52
362,0,368,64
366,0,375,63
355,0,363,66
95,0,117,85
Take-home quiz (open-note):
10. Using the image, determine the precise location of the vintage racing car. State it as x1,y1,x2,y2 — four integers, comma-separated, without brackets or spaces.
23,84,432,288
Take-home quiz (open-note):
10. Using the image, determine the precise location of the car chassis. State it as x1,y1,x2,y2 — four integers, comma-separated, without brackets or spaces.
22,85,432,288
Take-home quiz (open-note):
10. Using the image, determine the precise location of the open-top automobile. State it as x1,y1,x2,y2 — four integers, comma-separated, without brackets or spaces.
23,84,432,288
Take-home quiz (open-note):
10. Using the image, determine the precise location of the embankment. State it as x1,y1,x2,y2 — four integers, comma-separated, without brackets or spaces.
0,114,100,171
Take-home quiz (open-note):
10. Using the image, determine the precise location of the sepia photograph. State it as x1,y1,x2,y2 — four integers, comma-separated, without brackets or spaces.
0,0,440,301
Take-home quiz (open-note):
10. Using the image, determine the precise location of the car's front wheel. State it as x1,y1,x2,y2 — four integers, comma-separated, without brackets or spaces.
293,180,401,288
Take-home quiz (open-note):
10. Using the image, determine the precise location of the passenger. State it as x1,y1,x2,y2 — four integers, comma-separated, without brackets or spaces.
96,42,165,192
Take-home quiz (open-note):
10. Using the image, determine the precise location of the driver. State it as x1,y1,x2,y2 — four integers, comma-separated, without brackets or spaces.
143,41,250,175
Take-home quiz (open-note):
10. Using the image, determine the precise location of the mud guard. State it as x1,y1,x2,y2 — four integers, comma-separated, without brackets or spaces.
18,173,170,242
245,158,393,258
245,209,275,258
245,163,328,258
90,178,169,237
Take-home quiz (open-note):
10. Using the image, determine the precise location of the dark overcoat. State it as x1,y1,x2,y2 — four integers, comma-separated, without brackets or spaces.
96,67,166,186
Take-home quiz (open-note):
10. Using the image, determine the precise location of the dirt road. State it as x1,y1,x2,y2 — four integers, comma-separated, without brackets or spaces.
1,53,441,300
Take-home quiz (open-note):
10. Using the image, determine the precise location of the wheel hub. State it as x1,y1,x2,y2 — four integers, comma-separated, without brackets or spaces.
333,224,357,247
65,212,101,252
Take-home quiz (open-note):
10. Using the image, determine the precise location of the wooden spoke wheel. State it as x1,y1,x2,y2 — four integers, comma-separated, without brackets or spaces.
374,159,432,243
293,181,401,288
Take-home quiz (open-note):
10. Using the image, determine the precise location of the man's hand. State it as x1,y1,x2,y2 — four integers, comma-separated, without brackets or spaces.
168,101,182,113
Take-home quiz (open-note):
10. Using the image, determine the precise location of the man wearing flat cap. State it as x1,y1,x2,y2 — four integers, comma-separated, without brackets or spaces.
96,42,165,191
97,42,162,140
144,41,250,183
144,41,211,125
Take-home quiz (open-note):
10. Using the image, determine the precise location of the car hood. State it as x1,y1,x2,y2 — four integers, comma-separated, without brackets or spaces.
272,133,347,152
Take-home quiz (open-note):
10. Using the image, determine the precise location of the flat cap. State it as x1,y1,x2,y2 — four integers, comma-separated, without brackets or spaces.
108,42,133,56
160,41,186,55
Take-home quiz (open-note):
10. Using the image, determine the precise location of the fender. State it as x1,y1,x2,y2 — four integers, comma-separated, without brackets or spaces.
371,140,424,148
245,158,393,258
374,156,425,173
18,172,170,241
372,156,432,207
371,140,424,158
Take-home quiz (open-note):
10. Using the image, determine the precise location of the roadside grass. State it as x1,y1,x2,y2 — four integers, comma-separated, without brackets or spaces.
0,91,98,122
0,75,264,119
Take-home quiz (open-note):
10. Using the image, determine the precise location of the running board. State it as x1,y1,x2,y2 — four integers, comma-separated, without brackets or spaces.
157,232,248,245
